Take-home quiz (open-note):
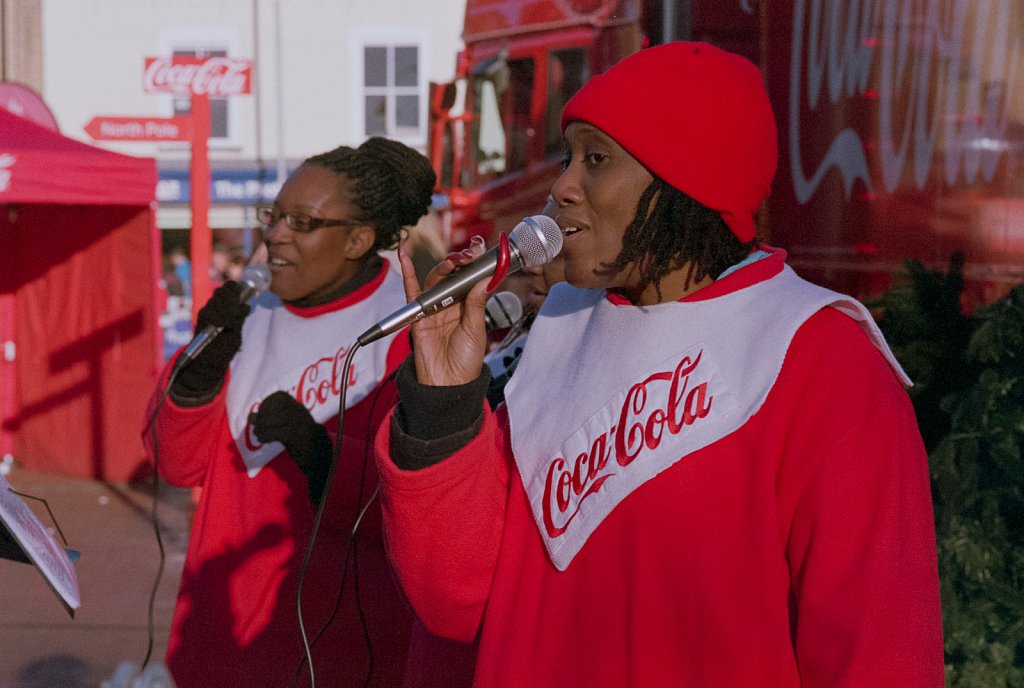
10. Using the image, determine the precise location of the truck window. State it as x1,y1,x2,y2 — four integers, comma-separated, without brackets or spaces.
504,59,535,173
546,48,589,158
439,119,455,189
469,56,535,183
475,79,507,176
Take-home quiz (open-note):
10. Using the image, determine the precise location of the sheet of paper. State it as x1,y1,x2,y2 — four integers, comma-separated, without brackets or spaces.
0,474,81,616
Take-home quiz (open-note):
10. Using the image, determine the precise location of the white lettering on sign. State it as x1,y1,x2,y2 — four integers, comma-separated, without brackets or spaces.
788,0,1019,203
84,116,190,142
145,121,181,138
143,56,252,96
157,177,284,203
156,179,182,203
212,179,285,202
100,121,143,138
0,153,14,193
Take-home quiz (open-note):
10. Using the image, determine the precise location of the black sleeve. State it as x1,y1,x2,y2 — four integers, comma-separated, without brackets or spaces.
168,381,223,408
390,356,491,471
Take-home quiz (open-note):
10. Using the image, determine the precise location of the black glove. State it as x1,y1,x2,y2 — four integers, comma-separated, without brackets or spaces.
171,281,251,402
248,391,333,505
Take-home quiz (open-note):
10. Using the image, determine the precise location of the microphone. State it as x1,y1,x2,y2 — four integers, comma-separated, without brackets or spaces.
357,215,562,346
484,291,524,331
173,263,272,372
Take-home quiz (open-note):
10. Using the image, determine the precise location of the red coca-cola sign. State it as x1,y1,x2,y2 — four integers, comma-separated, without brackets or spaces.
143,56,252,96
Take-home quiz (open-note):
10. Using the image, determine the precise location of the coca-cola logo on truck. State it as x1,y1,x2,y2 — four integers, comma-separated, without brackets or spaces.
143,56,252,96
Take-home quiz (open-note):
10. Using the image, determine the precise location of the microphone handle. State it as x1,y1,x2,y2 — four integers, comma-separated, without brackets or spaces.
356,242,525,347
357,301,424,347
417,243,523,316
177,324,224,368
170,277,264,375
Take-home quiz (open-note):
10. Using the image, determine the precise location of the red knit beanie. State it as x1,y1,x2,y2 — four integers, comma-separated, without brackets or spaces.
561,41,777,242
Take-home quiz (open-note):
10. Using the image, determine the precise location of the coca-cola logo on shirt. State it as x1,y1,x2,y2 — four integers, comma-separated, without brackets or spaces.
541,351,713,538
143,56,253,96
243,344,358,451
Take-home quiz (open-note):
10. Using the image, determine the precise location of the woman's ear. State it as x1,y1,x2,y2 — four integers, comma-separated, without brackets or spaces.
345,224,378,260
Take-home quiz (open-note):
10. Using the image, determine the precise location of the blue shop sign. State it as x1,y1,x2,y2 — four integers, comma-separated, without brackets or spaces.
157,164,297,204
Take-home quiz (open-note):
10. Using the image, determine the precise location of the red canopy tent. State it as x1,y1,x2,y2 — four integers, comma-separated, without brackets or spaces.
0,108,162,481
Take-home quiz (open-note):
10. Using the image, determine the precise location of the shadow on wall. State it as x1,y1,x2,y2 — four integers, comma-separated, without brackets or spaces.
2,310,148,480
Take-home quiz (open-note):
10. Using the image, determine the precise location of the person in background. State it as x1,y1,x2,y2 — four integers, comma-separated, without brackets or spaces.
168,245,192,296
375,42,944,687
225,247,248,282
484,197,565,408
143,137,436,688
210,242,231,285
387,209,449,284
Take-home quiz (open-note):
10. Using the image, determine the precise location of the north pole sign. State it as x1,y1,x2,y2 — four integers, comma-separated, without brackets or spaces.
142,56,252,96
84,115,192,141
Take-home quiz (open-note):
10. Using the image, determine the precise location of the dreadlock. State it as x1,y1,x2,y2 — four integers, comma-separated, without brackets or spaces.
304,137,436,252
598,177,757,300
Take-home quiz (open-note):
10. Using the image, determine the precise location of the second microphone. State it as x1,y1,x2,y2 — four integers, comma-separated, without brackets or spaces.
357,215,562,346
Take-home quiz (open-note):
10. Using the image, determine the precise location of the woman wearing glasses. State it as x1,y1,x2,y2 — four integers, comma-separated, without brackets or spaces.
143,137,434,688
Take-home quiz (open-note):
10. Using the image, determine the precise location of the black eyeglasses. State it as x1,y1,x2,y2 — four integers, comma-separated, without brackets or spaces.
255,206,363,234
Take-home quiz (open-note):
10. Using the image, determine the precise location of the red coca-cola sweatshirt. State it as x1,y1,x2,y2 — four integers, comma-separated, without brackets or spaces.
145,261,413,688
375,250,944,687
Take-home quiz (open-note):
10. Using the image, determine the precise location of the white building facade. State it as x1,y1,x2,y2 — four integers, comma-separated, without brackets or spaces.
36,0,466,243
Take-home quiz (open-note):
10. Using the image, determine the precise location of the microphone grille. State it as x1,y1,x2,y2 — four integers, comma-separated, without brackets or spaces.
510,215,563,268
485,291,524,330
241,263,272,292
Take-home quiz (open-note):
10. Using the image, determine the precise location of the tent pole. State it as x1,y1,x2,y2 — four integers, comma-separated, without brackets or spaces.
189,92,213,324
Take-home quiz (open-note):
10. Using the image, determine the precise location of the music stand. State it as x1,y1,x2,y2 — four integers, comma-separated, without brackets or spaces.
0,474,81,617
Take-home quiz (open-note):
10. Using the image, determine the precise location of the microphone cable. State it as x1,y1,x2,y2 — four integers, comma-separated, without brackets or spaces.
139,365,182,669
294,341,385,683
146,343,381,688
292,342,403,688
139,256,269,672
293,365,397,688
290,484,381,688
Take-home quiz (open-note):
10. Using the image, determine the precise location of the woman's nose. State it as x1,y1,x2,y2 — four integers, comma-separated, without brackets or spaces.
550,166,581,207
261,218,289,243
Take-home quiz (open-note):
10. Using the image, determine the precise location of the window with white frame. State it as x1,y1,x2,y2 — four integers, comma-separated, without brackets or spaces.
159,28,240,147
350,26,429,146
363,43,422,139
172,48,230,140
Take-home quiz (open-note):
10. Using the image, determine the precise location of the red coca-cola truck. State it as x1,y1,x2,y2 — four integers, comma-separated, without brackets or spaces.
428,0,1024,306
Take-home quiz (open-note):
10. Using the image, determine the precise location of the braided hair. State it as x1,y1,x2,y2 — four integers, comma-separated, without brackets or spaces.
305,137,436,251
598,177,757,300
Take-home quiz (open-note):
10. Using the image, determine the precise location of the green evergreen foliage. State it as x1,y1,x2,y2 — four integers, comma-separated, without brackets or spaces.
872,255,1024,686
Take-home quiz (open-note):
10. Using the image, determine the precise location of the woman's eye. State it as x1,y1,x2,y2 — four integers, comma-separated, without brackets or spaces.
560,150,607,168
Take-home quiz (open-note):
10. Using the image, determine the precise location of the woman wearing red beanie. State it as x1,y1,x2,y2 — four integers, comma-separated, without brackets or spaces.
376,42,944,687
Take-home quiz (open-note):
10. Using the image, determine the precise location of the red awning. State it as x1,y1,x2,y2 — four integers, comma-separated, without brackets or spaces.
0,108,156,206
1,107,162,481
